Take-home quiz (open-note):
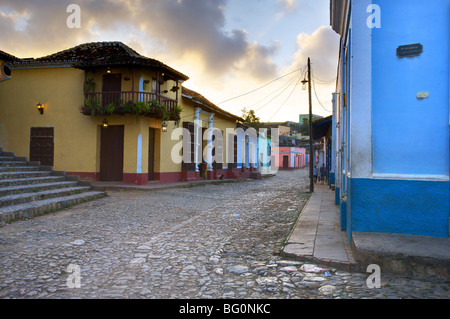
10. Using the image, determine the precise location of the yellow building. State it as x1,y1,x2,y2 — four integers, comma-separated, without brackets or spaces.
0,42,243,185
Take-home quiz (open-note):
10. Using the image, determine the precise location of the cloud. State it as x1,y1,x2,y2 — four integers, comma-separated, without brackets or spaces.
284,25,340,115
288,25,340,83
278,0,297,12
135,0,278,80
0,0,278,81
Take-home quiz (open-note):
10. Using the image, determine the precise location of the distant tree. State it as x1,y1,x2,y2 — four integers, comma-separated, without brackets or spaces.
242,108,261,129
299,123,310,136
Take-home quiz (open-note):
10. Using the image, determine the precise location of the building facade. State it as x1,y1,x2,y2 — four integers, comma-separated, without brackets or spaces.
330,0,449,241
272,147,307,170
0,42,248,185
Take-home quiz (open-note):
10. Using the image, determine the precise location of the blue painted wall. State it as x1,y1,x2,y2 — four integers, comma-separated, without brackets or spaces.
372,0,449,175
350,178,449,237
333,0,449,241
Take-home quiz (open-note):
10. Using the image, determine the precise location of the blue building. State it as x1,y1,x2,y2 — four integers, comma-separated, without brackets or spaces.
330,0,449,242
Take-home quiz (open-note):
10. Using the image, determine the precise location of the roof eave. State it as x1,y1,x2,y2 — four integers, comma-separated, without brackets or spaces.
330,0,349,37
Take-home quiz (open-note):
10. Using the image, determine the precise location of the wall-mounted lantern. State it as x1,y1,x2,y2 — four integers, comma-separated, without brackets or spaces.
161,121,168,133
102,118,109,128
37,103,44,115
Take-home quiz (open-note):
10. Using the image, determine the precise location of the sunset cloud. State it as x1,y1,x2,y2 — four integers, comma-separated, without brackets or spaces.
0,0,278,81
0,0,338,121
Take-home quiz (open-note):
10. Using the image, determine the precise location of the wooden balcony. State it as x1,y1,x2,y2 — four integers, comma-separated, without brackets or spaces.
81,91,181,121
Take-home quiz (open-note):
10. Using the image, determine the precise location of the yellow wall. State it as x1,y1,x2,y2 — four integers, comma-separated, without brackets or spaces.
0,67,166,177
0,67,99,173
0,65,238,181
173,96,238,169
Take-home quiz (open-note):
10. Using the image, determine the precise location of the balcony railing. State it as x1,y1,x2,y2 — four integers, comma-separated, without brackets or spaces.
82,91,180,120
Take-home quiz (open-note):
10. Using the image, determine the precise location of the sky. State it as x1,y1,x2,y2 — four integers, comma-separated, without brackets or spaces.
0,0,340,122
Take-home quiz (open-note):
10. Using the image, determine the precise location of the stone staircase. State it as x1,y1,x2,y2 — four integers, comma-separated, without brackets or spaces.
0,147,106,227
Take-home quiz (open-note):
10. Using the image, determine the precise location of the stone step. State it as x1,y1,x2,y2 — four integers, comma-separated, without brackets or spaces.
0,156,15,161
0,191,106,226
0,181,79,196
0,176,67,188
0,171,52,180
0,161,30,167
0,186,92,207
0,152,14,157
0,166,42,172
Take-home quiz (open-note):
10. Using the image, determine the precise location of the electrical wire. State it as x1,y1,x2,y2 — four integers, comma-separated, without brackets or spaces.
311,68,332,113
253,75,302,112
268,76,303,121
248,73,301,110
312,75,337,84
217,66,306,105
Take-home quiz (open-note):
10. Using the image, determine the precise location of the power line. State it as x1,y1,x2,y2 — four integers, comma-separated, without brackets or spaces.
268,76,303,121
253,75,302,112
311,68,332,113
217,66,306,105
312,74,336,84
249,74,300,110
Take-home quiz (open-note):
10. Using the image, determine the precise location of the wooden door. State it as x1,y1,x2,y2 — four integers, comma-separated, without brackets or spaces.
181,122,195,171
212,129,223,171
283,155,289,169
30,127,54,166
148,128,155,181
102,74,122,106
100,125,124,181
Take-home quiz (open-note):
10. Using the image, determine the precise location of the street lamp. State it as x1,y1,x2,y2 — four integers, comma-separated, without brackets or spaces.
301,78,308,91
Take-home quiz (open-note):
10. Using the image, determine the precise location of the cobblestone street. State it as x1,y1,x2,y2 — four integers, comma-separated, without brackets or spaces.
0,169,448,299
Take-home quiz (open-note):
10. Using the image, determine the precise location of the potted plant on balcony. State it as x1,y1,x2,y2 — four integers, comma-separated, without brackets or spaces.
169,105,183,126
84,76,96,94
83,97,101,119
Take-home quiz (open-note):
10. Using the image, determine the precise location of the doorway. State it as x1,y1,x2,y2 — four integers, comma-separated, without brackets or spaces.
283,155,289,169
30,127,54,166
102,73,122,106
148,128,156,181
100,125,124,181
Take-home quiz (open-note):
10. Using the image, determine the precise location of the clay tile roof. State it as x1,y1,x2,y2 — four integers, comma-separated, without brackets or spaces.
6,42,189,80
182,87,243,122
0,50,20,62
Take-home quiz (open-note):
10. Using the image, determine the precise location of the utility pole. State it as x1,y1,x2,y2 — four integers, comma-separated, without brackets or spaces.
308,57,314,193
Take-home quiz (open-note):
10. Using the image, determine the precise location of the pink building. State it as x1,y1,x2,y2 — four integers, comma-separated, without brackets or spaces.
272,147,307,170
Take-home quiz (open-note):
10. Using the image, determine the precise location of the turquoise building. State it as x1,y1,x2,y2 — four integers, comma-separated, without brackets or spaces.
330,0,449,242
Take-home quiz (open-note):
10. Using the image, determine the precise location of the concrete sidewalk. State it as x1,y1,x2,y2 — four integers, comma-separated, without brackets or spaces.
282,183,450,279
282,183,358,272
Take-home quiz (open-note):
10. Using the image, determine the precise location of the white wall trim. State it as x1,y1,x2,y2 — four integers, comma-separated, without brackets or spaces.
372,173,449,182
349,0,373,179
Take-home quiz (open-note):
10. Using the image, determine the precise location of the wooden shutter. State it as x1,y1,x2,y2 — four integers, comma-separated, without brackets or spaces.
182,122,195,171
213,129,223,170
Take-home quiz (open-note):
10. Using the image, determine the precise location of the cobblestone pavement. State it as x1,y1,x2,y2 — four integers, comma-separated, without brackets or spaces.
0,169,449,299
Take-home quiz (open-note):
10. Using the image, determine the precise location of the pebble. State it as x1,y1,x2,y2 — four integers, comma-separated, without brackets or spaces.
227,265,249,275
0,169,448,299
